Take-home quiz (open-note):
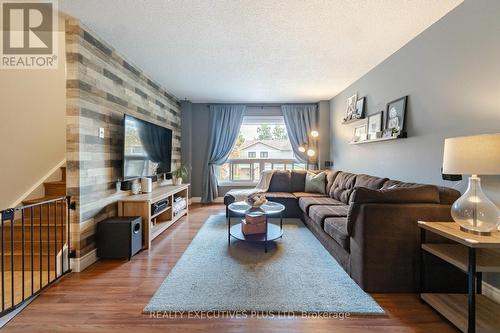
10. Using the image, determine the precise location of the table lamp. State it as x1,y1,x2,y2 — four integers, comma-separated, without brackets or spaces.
442,133,500,235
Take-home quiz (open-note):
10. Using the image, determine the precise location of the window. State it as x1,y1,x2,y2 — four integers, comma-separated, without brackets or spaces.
217,116,305,184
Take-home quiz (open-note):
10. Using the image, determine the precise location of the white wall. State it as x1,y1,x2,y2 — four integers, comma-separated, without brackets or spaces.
0,16,67,209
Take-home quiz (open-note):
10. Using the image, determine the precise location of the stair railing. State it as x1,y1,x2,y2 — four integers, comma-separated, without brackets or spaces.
0,196,71,317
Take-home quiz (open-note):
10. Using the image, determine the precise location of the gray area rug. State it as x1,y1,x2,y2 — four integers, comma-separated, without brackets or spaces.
144,215,384,314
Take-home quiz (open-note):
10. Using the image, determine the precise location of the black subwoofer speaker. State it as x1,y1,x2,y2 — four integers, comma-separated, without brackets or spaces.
97,216,142,260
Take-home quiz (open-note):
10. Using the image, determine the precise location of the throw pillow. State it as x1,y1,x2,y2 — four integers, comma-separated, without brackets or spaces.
305,171,326,194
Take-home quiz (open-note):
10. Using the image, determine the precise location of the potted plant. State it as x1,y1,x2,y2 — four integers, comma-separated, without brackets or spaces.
172,163,189,186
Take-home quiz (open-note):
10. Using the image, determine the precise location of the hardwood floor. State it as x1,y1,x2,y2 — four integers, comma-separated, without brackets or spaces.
3,204,459,333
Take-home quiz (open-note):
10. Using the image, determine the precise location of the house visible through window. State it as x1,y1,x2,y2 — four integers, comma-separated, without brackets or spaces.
217,116,305,184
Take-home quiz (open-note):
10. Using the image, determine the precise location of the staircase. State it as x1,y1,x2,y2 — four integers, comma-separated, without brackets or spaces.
0,167,69,314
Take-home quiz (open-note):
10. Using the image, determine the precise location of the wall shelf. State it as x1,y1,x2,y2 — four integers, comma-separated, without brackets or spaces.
342,117,365,125
349,133,407,145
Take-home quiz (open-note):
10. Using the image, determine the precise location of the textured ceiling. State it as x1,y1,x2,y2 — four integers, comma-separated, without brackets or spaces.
59,0,462,102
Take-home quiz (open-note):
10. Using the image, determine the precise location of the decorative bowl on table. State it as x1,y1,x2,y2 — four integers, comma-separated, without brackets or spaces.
245,194,267,208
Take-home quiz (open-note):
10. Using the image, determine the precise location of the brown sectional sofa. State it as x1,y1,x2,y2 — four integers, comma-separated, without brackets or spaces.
224,170,466,293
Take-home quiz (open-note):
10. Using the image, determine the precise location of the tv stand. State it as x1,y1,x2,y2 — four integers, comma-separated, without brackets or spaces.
118,184,189,249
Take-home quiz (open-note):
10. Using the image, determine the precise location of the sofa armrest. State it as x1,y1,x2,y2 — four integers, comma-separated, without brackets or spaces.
348,202,464,292
350,185,440,205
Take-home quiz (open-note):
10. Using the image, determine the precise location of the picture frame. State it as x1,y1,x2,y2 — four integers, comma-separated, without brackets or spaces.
353,97,365,119
353,124,367,142
344,93,358,121
367,111,383,138
385,96,407,134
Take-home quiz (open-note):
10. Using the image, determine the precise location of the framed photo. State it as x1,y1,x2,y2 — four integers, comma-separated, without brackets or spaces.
344,93,357,121
367,111,383,138
353,124,367,142
386,96,407,133
353,97,365,119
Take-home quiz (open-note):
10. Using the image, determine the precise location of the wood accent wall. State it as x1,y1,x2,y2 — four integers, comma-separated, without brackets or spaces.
65,19,181,258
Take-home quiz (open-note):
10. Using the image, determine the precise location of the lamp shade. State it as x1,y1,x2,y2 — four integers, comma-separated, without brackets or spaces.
442,133,500,175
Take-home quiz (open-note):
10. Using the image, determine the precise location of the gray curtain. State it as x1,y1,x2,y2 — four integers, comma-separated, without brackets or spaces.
201,105,246,203
281,104,318,167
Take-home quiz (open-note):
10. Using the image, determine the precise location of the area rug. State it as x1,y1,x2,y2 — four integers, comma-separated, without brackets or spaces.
144,215,384,315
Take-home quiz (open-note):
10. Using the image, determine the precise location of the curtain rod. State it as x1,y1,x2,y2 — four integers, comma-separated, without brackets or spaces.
205,103,318,108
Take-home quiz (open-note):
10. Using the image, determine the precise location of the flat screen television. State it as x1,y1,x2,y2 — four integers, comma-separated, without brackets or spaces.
123,114,172,180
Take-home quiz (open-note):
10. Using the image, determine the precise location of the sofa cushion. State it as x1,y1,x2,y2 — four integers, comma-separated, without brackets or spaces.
308,204,349,226
354,174,389,190
323,217,350,250
305,172,327,194
326,170,341,195
290,170,307,192
329,172,357,204
268,171,291,192
350,186,441,204
299,197,344,214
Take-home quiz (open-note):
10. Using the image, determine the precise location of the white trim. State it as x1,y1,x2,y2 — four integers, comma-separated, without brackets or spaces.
191,196,224,203
482,281,500,304
70,248,98,272
0,296,36,328
10,159,66,208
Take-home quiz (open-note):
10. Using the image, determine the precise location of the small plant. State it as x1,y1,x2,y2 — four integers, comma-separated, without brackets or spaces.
173,163,190,182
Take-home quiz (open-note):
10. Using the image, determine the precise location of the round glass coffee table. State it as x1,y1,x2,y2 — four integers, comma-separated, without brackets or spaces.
227,201,285,253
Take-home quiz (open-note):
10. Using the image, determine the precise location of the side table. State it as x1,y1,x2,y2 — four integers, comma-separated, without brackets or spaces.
418,221,500,333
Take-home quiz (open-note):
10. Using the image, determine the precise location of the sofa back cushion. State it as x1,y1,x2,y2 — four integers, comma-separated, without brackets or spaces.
382,179,460,205
350,185,441,204
268,170,292,192
290,170,307,192
326,170,341,195
354,174,389,190
329,172,357,204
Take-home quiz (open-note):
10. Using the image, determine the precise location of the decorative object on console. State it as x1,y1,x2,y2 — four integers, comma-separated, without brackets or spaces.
159,172,172,186
442,133,500,235
344,93,358,122
367,111,383,139
173,163,190,186
141,177,152,193
386,96,407,135
353,124,367,142
131,178,141,195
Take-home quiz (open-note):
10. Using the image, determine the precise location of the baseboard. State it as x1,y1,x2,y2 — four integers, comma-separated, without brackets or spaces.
70,248,98,272
482,281,500,304
191,196,224,203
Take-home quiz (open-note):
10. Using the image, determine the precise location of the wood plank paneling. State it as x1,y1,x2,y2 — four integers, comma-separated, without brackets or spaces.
65,19,181,259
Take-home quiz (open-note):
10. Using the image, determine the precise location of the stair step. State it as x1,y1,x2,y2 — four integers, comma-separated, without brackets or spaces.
43,181,66,197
